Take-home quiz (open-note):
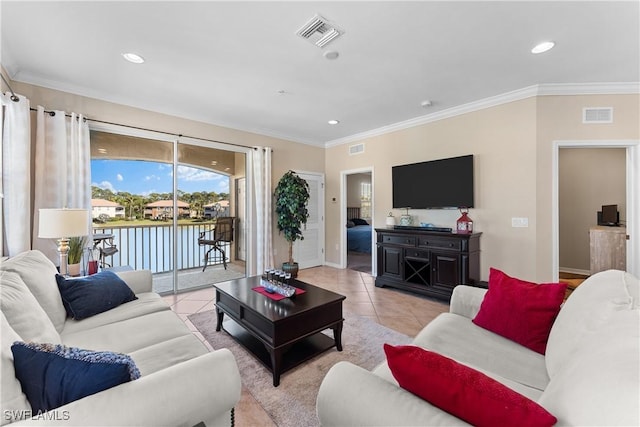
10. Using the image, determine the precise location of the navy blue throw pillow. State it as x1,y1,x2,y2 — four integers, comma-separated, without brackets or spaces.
56,270,137,320
352,218,369,226
11,342,140,413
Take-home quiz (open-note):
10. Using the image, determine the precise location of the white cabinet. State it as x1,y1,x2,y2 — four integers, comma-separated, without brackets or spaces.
589,226,627,274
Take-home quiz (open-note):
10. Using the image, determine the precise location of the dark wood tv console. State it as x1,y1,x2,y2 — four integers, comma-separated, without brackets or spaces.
375,228,482,301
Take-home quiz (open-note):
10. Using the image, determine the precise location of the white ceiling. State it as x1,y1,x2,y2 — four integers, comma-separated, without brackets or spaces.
2,1,638,147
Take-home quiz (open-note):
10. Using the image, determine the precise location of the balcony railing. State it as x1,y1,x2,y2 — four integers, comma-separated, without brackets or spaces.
92,222,230,274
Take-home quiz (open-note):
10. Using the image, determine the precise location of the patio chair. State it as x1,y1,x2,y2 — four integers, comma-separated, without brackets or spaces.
198,217,235,271
92,233,119,268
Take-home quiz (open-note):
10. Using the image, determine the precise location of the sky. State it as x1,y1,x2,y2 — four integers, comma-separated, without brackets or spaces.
91,159,230,196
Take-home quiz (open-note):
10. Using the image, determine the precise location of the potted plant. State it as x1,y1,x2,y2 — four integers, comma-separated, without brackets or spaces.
67,236,87,276
274,170,310,277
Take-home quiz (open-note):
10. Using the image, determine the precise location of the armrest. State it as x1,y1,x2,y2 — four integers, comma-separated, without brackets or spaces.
316,361,469,426
12,349,241,426
449,285,487,319
115,269,153,294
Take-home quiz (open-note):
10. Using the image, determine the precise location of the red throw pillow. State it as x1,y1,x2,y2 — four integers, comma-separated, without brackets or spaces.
384,344,557,427
472,268,566,354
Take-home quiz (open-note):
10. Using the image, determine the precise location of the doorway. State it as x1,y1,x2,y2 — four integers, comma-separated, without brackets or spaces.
341,168,374,273
558,148,626,276
553,140,639,279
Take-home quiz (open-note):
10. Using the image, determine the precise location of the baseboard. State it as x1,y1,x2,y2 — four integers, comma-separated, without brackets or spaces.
559,267,590,276
323,261,342,269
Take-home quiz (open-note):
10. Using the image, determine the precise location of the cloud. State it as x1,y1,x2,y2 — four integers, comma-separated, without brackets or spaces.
144,174,161,181
218,180,230,192
93,180,116,192
177,165,223,182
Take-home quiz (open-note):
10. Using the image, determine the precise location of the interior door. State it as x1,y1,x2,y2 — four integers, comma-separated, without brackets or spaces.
293,172,324,269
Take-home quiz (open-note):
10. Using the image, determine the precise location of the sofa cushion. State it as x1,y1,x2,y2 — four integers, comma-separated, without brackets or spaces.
538,309,639,426
472,268,566,354
0,271,60,343
624,271,640,309
384,344,557,427
405,312,549,391
56,271,137,320
546,269,633,377
61,310,193,354
128,334,207,376
0,250,67,332
0,313,31,426
61,292,169,335
11,341,140,413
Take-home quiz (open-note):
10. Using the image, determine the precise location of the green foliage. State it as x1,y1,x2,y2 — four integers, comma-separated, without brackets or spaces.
274,171,310,264
68,236,86,264
91,186,228,220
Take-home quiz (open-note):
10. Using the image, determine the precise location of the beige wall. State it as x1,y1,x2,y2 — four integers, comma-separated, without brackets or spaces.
535,94,639,281
325,99,539,280
559,148,626,272
326,94,639,282
10,81,325,268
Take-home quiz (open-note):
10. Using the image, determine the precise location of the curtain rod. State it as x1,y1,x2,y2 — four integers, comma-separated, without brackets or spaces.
29,107,86,121
28,107,266,151
1,74,20,102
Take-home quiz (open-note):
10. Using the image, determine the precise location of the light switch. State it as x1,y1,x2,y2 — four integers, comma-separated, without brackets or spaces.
512,217,529,228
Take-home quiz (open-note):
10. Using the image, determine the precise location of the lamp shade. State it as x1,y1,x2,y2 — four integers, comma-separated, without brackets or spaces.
38,209,89,238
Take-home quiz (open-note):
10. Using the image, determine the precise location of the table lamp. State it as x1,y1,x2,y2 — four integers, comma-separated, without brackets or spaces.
38,208,89,276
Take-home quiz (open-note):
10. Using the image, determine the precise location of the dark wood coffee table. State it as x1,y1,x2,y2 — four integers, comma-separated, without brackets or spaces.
214,275,346,386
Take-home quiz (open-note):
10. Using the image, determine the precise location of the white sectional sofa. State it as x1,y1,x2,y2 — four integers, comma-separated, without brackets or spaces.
1,250,241,426
317,269,640,426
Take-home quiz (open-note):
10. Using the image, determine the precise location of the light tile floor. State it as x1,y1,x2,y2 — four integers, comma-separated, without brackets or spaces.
162,265,449,426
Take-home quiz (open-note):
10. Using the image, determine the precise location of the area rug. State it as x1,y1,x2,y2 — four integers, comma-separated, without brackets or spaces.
188,309,411,427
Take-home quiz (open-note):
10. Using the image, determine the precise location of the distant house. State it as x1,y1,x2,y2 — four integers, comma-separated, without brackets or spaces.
203,200,230,218
91,198,124,219
144,200,190,220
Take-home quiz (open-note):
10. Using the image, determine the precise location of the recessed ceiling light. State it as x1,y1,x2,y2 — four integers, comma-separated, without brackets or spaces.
531,41,555,54
122,52,145,64
328,120,340,125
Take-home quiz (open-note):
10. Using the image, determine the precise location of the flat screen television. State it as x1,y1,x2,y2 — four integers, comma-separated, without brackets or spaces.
392,155,474,209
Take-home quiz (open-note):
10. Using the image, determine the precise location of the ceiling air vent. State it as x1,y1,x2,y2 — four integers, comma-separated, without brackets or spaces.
583,107,613,124
349,143,365,155
296,14,343,48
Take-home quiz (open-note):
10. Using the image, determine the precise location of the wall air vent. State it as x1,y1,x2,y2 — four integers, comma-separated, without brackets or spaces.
349,143,365,155
296,14,343,48
583,107,613,123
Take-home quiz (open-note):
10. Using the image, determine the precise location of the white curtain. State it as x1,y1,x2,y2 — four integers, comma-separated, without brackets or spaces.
1,93,31,256
32,107,91,262
252,147,273,273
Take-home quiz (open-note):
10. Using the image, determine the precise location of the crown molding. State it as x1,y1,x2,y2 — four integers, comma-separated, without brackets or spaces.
324,82,640,148
7,68,638,150
537,82,640,96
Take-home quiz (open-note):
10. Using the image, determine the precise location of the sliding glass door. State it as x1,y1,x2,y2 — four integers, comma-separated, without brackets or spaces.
90,128,247,294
